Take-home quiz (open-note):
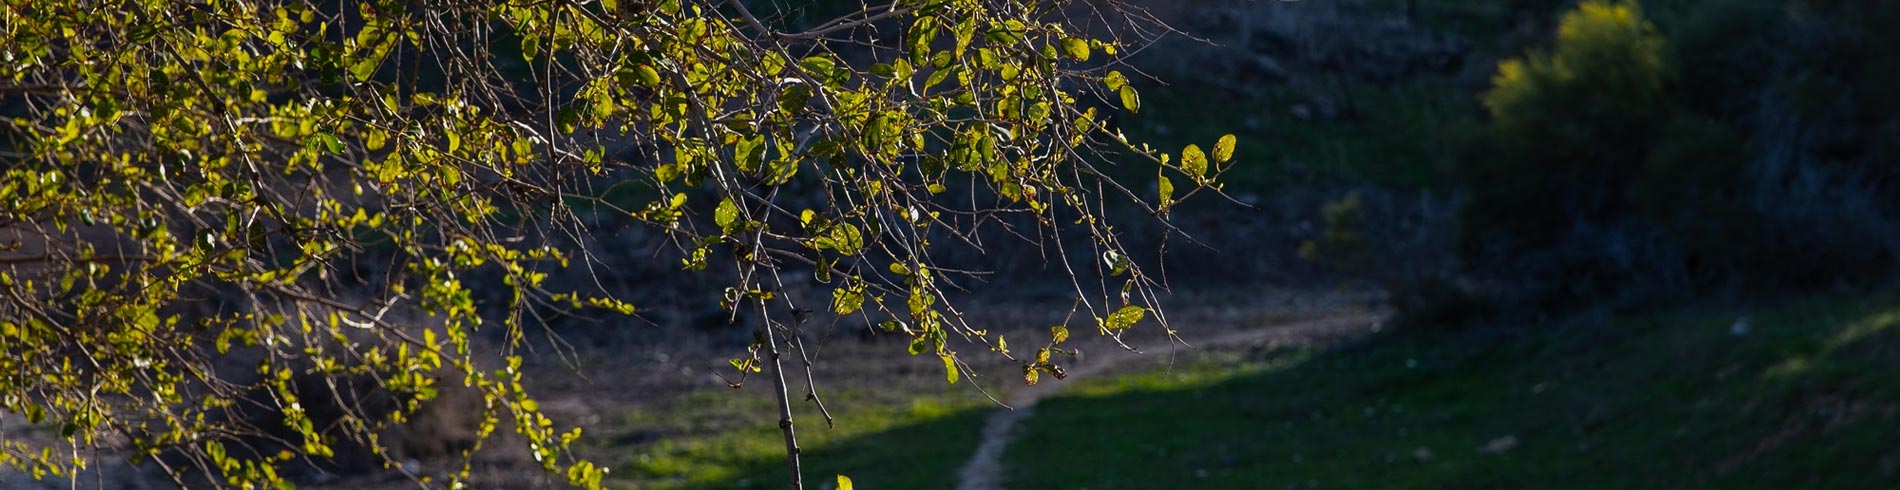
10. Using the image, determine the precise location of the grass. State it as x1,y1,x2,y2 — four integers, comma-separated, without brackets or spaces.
1003,292,1900,488
581,370,993,489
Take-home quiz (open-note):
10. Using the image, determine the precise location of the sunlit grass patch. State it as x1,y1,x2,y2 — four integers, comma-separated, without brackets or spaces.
590,383,991,489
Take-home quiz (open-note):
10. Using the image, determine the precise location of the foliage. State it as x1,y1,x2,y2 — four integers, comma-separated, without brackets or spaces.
0,0,1232,487
1297,192,1371,272
1457,0,1670,250
1455,0,1900,305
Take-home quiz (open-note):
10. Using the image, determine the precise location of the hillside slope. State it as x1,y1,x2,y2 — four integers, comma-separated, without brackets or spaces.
1006,293,1900,488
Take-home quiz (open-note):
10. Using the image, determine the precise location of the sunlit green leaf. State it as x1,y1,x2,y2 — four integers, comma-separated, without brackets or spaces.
715,198,740,233
1104,305,1145,331
1158,175,1175,209
832,285,863,315
1104,70,1127,92
1214,134,1237,164
941,355,959,384
1062,37,1090,62
1182,144,1207,180
985,19,1026,44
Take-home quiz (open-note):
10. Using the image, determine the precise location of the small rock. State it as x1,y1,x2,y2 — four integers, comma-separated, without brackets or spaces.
1478,435,1519,454
1729,317,1752,336
1413,447,1434,461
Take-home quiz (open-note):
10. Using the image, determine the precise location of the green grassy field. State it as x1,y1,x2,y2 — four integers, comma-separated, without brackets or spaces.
1005,293,1900,488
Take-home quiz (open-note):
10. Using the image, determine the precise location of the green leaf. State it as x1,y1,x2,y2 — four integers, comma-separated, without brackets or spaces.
985,20,1026,44
714,198,739,232
1214,134,1237,164
814,223,866,255
1158,175,1175,209
799,56,840,87
830,224,864,255
1181,144,1207,179
319,133,345,154
636,64,662,87
907,283,934,317
349,43,388,82
940,355,959,384
1118,85,1140,113
1061,37,1090,62
129,25,159,43
838,475,855,490
909,18,938,64
729,357,761,373
831,285,863,315
735,134,765,173
1104,70,1127,92
1104,305,1145,331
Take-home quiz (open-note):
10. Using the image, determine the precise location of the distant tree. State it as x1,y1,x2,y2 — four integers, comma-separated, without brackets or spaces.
0,0,1235,488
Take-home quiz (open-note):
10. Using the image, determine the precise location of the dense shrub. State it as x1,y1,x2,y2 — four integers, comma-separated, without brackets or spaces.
1457,0,1671,251
1453,0,1900,309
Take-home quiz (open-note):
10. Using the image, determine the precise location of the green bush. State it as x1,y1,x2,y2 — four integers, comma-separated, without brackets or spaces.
1299,192,1373,272
1457,0,1672,250
1455,0,1899,304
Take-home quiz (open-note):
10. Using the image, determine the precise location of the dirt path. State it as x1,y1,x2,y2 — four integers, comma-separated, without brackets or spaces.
952,314,1384,490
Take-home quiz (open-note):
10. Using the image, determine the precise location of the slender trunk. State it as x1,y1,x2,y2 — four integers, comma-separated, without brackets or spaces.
762,318,804,490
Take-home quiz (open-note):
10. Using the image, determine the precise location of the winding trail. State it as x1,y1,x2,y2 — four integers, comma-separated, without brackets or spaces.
952,314,1383,490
